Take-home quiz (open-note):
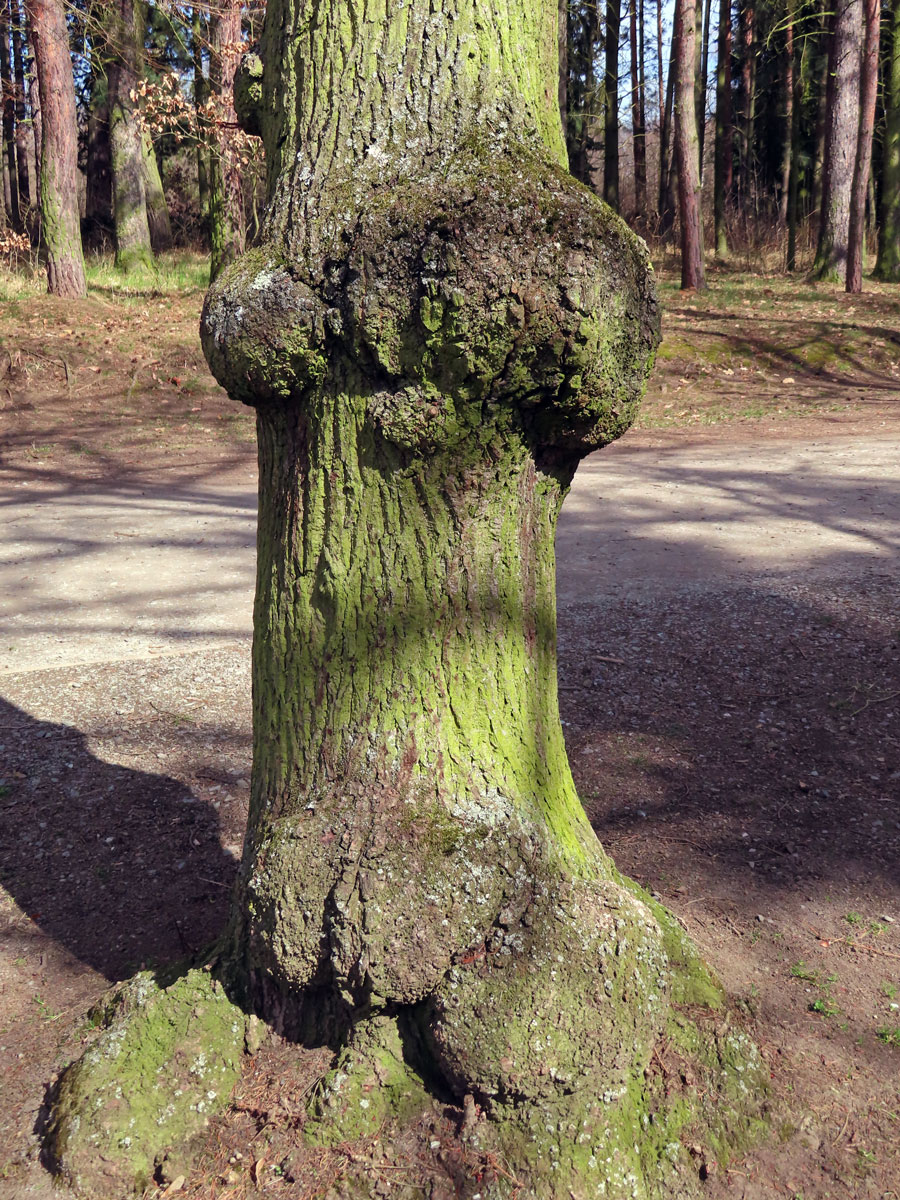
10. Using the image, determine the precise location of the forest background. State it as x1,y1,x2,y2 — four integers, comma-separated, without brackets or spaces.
1,0,899,295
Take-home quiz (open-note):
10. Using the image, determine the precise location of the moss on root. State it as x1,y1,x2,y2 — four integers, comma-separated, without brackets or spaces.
46,969,248,1197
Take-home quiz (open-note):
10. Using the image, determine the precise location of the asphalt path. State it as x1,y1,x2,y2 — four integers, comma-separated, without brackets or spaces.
2,432,897,676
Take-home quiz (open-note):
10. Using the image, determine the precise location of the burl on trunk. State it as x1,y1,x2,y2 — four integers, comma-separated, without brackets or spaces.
46,3,766,1197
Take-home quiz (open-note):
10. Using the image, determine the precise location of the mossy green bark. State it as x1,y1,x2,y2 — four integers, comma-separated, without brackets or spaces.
47,970,248,1196
45,2,767,1195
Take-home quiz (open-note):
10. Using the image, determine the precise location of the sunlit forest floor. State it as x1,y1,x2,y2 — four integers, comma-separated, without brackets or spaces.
0,253,898,1199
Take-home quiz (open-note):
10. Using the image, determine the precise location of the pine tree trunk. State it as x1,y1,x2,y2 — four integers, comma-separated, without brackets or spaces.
48,2,766,1193
630,0,647,212
108,0,152,272
811,0,862,281
675,0,706,285
696,0,712,174
779,9,794,225
208,0,244,280
1,0,21,230
11,0,30,215
25,0,86,296
787,20,802,269
713,0,732,254
874,0,900,278
658,8,678,232
846,0,881,290
558,0,568,132
192,8,209,248
604,0,621,208
737,0,754,201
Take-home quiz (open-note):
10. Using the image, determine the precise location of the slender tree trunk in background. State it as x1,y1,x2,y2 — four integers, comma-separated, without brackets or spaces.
811,0,829,223
571,0,601,185
85,86,113,247
208,0,244,279
27,16,38,213
659,12,678,232
787,23,802,268
49,0,766,1195
558,0,567,133
192,8,209,247
604,0,620,209
675,0,706,285
737,0,754,200
875,0,900,278
139,129,173,252
26,0,86,296
629,0,647,212
1,0,21,231
697,0,712,174
846,0,880,291
713,0,732,254
11,0,29,215
108,0,152,271
811,0,862,280
779,7,794,225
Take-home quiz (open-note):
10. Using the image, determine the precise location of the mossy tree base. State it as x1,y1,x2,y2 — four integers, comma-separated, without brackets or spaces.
46,880,767,1199
46,969,249,1197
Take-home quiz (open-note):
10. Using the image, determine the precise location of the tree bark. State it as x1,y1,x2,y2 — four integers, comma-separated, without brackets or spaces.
108,0,153,272
85,84,113,248
139,128,173,253
697,0,712,172
192,7,210,248
811,0,862,281
25,0,86,296
558,0,568,133
604,0,621,208
786,15,802,269
658,5,678,232
48,1,765,1194
675,0,706,285
630,0,647,212
713,0,732,254
207,0,244,280
737,0,754,200
874,0,900,278
846,0,880,291
1,0,21,230
778,6,794,226
11,0,30,215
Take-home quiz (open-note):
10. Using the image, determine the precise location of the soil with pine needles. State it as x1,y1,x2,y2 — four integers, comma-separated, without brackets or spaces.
0,259,898,1199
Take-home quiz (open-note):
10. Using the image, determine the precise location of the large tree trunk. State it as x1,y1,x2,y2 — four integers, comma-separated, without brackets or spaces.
811,0,862,280
846,0,880,291
207,0,244,280
604,0,620,208
874,0,900,278
108,0,152,272
675,0,706,286
713,0,732,254
48,2,765,1195
25,0,86,296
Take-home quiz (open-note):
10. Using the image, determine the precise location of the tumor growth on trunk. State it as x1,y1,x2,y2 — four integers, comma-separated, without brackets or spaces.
45,3,767,1196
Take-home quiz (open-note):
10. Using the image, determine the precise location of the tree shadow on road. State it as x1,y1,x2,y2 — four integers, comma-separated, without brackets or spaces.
0,695,238,981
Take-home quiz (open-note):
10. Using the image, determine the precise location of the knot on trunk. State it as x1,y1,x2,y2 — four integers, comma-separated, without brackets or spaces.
201,149,660,459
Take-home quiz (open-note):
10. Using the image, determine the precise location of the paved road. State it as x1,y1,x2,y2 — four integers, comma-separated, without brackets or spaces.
2,432,897,675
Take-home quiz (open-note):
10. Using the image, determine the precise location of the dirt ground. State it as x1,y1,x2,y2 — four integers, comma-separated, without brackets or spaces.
0,266,898,1199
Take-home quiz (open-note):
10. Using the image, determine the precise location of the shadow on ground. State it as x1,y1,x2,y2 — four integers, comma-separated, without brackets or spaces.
0,696,238,980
